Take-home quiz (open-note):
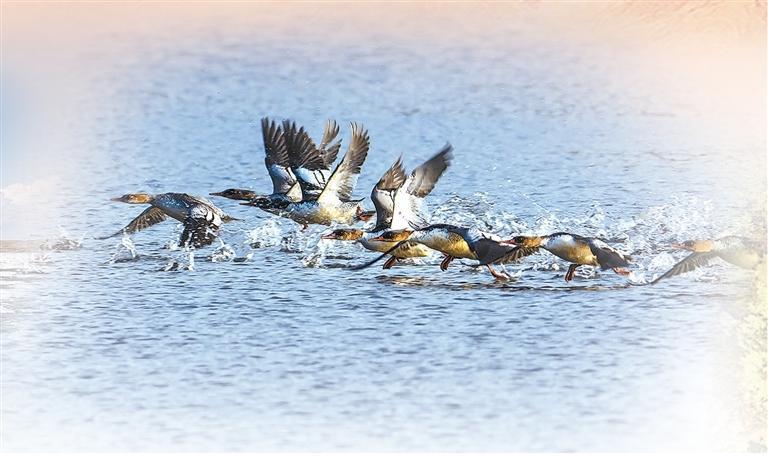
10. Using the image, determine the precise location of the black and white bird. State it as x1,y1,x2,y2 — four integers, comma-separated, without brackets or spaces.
102,193,238,248
242,122,373,228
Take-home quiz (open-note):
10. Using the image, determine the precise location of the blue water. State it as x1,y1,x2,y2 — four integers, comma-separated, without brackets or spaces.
1,10,765,452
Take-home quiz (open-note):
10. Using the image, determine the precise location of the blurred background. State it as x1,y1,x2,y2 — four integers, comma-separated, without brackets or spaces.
1,1,765,452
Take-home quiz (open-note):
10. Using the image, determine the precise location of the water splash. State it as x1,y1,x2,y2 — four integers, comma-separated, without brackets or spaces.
211,240,236,262
162,249,195,271
245,219,287,249
108,233,139,263
40,228,85,251
409,193,762,283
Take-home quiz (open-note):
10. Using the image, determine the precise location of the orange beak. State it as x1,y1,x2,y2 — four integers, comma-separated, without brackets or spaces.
321,233,337,240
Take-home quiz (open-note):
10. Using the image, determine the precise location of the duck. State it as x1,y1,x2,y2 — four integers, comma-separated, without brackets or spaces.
321,144,453,268
242,122,373,228
210,118,304,205
498,233,632,281
651,236,764,284
350,224,528,280
100,193,238,248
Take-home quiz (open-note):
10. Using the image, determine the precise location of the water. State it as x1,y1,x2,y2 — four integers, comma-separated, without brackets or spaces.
1,4,766,452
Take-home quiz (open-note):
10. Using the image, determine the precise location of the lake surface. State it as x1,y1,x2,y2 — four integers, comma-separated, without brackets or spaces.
1,4,765,452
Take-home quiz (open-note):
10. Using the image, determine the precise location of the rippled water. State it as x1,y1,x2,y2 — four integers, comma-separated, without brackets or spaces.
2,5,766,452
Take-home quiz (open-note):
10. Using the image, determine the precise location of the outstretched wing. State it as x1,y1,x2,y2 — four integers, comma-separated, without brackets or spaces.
651,252,718,285
587,239,631,269
370,156,407,231
283,120,332,200
317,123,370,206
98,206,167,239
283,120,324,170
319,119,342,165
486,246,540,265
390,144,453,230
261,117,295,194
473,238,537,265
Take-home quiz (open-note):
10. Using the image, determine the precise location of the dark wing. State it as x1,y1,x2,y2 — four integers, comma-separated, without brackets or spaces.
283,120,331,200
370,156,407,231
261,117,295,194
377,156,407,190
262,117,289,167
283,120,325,170
97,206,167,239
404,143,453,197
587,239,631,269
651,252,718,285
488,246,540,265
390,144,453,229
319,119,341,166
179,218,219,248
473,238,536,265
317,123,370,205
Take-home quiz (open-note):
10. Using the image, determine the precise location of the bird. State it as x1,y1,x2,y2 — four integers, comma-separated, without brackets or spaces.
242,122,373,228
651,236,764,284
350,224,528,280
101,193,238,248
497,233,632,281
210,117,303,205
321,144,453,269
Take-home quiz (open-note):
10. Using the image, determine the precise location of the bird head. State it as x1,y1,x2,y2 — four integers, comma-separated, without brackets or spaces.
672,239,714,252
210,188,257,201
371,229,413,243
501,235,542,248
321,228,365,241
110,193,153,204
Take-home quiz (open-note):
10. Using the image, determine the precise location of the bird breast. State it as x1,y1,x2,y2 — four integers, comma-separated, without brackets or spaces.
545,235,598,265
419,230,476,260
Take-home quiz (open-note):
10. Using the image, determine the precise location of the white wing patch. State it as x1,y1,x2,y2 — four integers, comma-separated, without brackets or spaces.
390,174,424,230
545,234,575,251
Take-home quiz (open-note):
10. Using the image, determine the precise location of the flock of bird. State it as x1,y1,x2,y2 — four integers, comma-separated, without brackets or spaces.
104,118,764,284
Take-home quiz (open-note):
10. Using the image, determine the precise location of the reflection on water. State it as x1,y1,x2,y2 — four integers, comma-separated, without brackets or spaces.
1,3,766,453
